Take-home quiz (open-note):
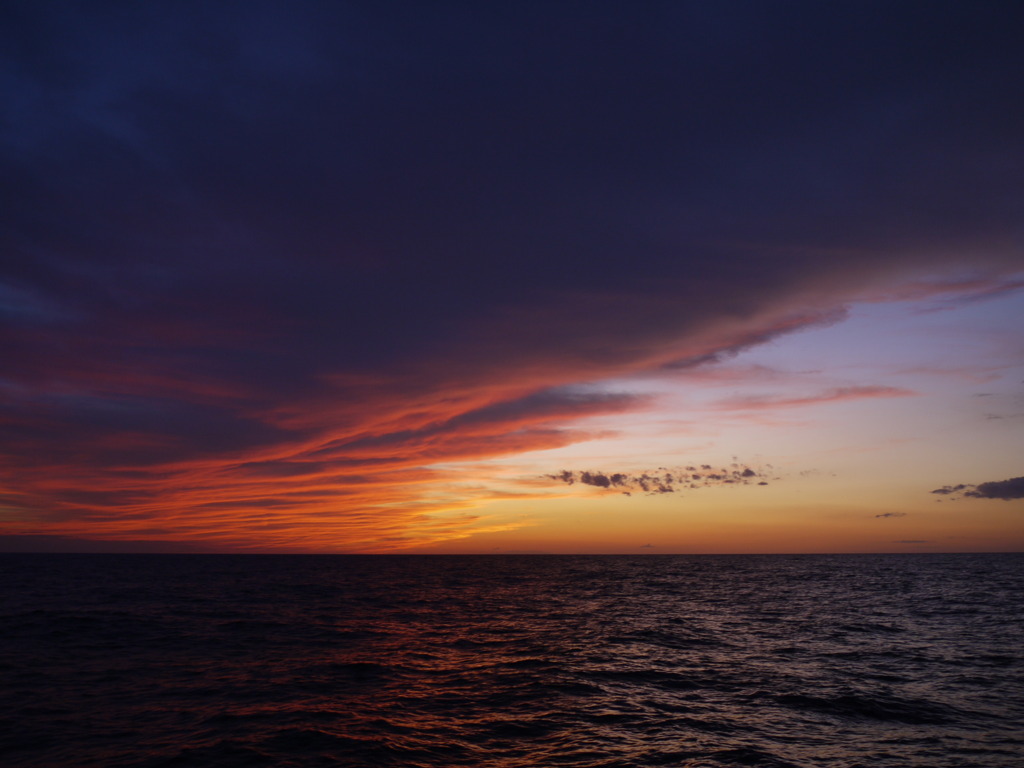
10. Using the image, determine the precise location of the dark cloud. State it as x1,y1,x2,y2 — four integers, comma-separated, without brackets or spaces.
930,484,968,496
930,477,1024,501
875,512,907,518
659,308,848,371
0,535,215,553
1,2,1022,547
0,391,300,467
966,477,1024,501
547,464,771,496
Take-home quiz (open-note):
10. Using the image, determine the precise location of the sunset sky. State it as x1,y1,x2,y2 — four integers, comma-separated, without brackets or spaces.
2,1,1022,553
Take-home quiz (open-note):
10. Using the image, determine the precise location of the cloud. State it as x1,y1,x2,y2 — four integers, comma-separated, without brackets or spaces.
966,477,1024,501
0,534,215,553
864,275,1024,309
930,484,968,496
546,463,771,496
914,277,1024,313
929,477,1024,501
660,308,849,371
713,386,915,412
875,512,907,518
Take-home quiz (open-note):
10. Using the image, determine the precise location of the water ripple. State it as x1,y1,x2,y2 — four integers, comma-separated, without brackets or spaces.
1,553,1022,767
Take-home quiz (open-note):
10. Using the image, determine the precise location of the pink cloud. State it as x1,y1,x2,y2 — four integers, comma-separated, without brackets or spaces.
712,385,916,411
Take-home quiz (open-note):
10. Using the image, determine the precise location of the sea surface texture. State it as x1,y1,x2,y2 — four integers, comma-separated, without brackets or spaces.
1,553,1022,767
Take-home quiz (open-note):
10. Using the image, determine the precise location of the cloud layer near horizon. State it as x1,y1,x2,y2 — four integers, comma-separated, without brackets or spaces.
2,3,1023,550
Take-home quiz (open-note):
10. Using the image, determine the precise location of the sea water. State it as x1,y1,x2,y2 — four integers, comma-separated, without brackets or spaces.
1,553,1021,767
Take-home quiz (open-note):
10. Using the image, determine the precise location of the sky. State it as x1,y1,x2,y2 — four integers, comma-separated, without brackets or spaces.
1,1,1022,554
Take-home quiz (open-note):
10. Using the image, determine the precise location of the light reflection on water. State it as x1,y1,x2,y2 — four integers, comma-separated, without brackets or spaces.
1,553,1022,767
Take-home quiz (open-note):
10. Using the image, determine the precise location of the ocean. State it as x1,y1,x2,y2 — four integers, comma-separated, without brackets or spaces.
1,553,1021,767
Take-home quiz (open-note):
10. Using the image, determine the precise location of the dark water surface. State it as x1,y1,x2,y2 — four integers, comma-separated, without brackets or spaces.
1,553,1021,767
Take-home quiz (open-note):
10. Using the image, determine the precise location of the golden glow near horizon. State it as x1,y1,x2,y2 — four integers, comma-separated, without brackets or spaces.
401,290,1024,554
